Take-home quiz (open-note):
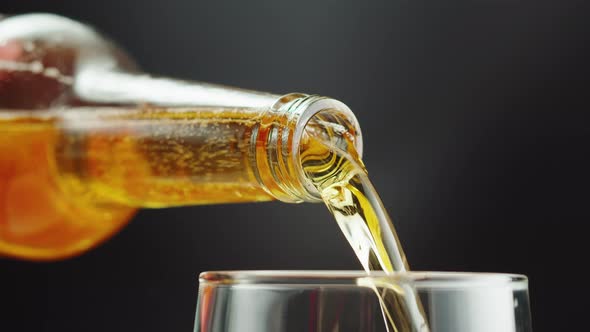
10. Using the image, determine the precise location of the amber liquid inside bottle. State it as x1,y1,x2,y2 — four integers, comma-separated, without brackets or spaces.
0,107,277,260
0,12,284,259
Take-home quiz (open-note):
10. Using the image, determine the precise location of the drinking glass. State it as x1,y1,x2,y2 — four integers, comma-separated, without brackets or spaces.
194,271,532,332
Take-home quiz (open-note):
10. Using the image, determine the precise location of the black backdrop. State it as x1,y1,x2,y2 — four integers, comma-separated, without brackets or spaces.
1,1,588,331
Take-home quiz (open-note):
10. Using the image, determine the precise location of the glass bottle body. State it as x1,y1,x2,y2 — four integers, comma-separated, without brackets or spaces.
0,14,362,260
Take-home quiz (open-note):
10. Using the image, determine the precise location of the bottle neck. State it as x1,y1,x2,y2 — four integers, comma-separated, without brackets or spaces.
74,70,364,204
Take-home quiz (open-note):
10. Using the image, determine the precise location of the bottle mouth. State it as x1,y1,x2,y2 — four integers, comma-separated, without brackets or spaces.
271,94,363,202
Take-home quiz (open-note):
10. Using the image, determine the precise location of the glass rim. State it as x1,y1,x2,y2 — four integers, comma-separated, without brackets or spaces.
199,271,528,290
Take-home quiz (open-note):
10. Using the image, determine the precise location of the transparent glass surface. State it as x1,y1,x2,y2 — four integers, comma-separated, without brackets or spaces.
194,271,532,332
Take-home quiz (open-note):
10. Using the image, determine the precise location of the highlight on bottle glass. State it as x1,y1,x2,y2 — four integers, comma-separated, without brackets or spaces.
195,271,532,332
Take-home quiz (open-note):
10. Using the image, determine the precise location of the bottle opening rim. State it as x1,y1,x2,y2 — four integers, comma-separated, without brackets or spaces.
281,95,363,202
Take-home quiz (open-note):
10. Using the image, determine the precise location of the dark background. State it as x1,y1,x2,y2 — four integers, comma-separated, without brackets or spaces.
1,1,588,331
